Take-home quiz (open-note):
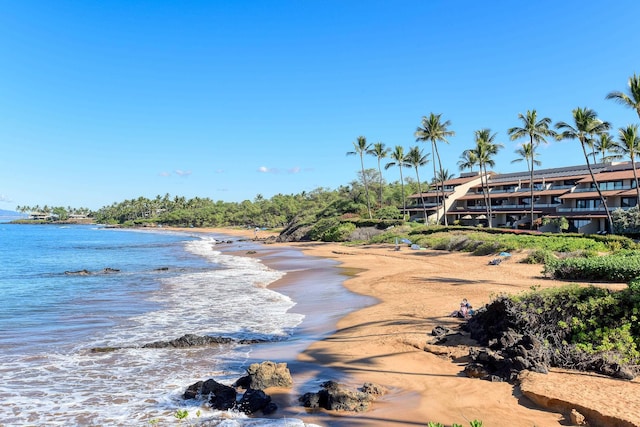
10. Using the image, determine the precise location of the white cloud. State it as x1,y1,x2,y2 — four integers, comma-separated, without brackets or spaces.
0,194,12,203
159,171,171,177
288,166,301,174
175,169,192,177
258,166,279,173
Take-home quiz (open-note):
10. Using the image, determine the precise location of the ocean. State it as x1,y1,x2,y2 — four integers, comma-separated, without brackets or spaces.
0,224,366,426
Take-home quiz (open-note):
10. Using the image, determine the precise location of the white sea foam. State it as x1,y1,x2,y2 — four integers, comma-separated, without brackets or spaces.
0,236,310,426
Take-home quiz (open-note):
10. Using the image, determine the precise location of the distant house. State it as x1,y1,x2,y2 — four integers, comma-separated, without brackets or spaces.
28,212,53,221
405,161,640,234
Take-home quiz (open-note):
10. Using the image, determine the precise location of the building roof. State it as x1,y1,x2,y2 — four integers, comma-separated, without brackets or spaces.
559,190,622,199
442,175,482,186
535,189,572,196
616,189,639,197
486,164,609,185
577,169,640,183
407,191,454,199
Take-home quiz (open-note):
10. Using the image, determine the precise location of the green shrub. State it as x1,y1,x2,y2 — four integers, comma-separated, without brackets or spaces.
544,254,640,282
520,249,555,264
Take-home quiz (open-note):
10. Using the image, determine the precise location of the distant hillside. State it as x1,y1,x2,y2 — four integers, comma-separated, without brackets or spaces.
0,209,26,219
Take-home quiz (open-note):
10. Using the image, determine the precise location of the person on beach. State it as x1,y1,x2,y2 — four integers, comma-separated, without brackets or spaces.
451,298,472,318
254,226,260,239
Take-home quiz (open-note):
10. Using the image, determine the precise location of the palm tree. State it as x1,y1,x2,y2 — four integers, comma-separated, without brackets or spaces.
385,146,411,220
614,124,640,202
346,136,373,219
457,149,478,173
433,168,454,185
507,110,556,230
556,107,613,233
415,113,455,225
512,142,541,227
368,142,390,208
472,129,503,228
594,133,621,163
606,73,640,119
405,146,430,222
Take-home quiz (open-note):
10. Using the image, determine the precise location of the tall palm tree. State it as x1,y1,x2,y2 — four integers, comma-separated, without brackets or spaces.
606,73,640,119
507,110,556,230
457,149,478,173
368,142,390,208
385,146,411,220
594,133,621,163
614,124,640,202
472,129,503,228
346,136,373,219
405,146,430,222
556,107,613,233
415,113,455,225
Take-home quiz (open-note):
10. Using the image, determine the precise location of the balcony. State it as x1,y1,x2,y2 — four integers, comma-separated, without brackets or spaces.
557,207,607,213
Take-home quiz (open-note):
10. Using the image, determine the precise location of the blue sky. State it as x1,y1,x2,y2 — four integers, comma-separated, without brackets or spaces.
1,1,639,210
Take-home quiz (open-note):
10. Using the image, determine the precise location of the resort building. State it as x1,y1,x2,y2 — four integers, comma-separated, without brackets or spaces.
405,161,639,234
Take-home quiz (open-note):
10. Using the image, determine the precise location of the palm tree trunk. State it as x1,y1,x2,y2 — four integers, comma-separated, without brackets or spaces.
530,161,535,230
484,164,493,228
633,157,640,205
433,142,448,226
479,163,490,228
431,141,439,224
377,160,384,208
360,155,373,219
416,168,428,223
581,141,613,233
399,168,406,221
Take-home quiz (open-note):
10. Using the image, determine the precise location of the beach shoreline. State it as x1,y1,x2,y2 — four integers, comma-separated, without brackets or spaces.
174,227,640,426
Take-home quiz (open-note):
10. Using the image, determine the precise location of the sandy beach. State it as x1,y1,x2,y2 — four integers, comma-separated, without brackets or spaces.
181,227,640,426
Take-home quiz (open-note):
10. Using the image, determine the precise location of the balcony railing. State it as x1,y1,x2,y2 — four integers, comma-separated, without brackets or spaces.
557,207,607,212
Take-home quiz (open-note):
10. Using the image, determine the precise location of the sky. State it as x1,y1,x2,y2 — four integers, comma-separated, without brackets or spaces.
1,1,639,211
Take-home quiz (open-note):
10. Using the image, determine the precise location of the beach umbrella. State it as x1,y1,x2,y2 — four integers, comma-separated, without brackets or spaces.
499,252,511,257
400,238,412,244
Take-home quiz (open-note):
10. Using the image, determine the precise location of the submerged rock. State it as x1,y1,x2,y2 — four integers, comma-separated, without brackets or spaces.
142,333,263,349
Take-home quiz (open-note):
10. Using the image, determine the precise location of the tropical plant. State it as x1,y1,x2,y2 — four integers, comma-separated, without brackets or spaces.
385,145,411,220
457,149,478,173
432,168,454,185
606,73,640,119
594,133,621,163
347,136,373,219
508,110,556,229
415,113,455,226
614,124,640,202
368,141,390,208
406,146,430,222
470,129,503,228
556,108,613,233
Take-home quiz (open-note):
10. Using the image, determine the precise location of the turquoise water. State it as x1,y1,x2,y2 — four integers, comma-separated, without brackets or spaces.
0,224,320,426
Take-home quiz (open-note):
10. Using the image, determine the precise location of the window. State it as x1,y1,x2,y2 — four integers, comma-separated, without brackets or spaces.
576,199,599,209
593,181,624,190
622,197,638,208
